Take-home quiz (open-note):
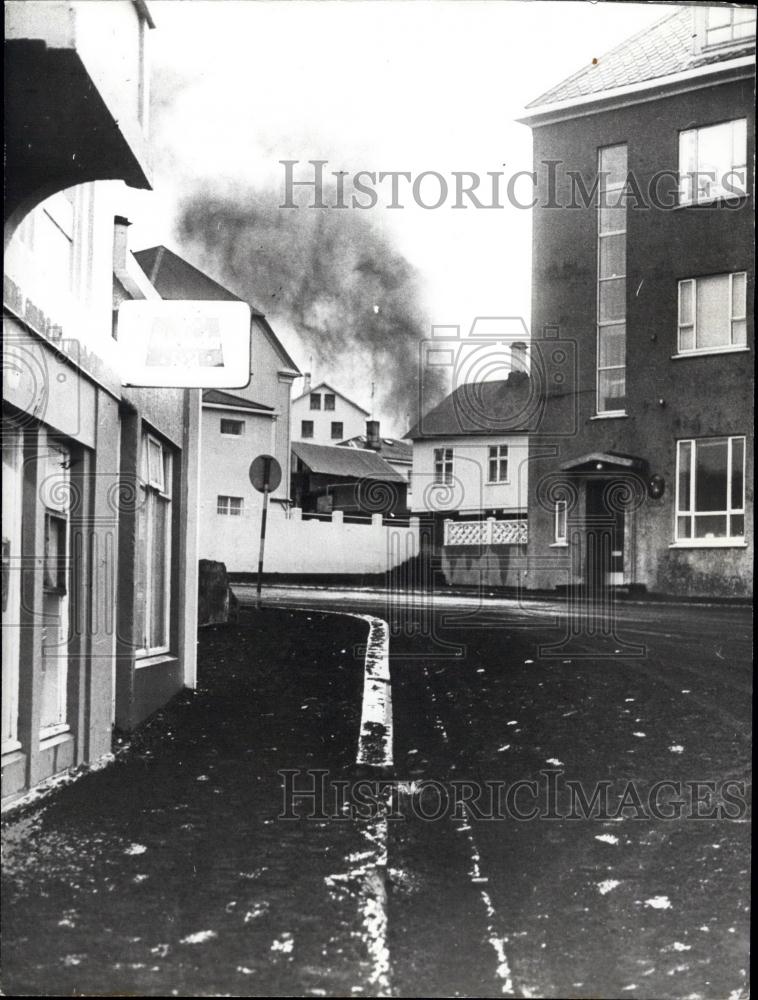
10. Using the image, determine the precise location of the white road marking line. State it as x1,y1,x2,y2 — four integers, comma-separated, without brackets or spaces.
424,666,515,996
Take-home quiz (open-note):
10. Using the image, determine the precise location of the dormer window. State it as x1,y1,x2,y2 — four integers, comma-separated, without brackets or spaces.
704,5,756,49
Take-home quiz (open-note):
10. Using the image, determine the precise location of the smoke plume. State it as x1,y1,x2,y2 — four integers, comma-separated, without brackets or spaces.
175,187,445,434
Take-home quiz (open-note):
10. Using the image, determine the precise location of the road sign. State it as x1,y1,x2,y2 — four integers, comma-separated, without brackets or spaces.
118,300,251,388
249,454,282,494
248,454,282,609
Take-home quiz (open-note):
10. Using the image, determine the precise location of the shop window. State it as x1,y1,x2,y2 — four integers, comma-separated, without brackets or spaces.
135,433,172,656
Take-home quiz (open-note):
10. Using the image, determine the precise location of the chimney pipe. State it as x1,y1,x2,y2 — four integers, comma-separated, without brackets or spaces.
511,341,528,374
303,372,311,394
366,420,381,451
113,216,131,274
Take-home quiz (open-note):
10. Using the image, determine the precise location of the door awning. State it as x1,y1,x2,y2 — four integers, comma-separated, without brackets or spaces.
560,452,647,473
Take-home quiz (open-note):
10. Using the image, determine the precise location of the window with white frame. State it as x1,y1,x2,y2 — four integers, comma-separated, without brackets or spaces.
310,393,321,410
331,422,344,440
677,272,747,353
597,144,627,415
554,499,568,545
217,495,244,516
220,418,245,435
135,433,172,656
488,445,509,483
675,436,745,543
301,420,314,438
704,5,756,48
679,119,747,205
434,447,454,485
324,393,336,411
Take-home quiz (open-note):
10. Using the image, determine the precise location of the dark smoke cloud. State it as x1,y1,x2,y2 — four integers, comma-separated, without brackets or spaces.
175,187,446,433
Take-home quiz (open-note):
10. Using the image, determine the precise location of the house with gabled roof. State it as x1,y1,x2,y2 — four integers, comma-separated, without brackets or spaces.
406,372,535,586
134,246,302,565
291,374,369,445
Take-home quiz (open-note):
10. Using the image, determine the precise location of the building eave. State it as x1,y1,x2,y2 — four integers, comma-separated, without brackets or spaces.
518,56,755,128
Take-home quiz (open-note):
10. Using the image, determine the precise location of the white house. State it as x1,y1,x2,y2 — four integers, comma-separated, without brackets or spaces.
291,376,369,445
133,246,302,570
406,374,535,587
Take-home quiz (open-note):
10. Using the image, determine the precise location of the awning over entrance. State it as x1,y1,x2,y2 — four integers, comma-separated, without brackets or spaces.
560,452,647,473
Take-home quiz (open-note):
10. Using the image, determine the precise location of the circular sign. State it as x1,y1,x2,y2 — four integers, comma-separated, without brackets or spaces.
249,454,282,493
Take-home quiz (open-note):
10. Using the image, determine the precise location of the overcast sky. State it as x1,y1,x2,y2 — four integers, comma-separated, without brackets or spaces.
128,0,679,410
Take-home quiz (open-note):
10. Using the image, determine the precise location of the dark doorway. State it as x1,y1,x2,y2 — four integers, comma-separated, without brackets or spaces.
585,479,625,589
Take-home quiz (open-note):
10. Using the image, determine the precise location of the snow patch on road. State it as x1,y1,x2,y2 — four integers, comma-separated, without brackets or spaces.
645,895,672,910
597,879,621,894
180,930,217,945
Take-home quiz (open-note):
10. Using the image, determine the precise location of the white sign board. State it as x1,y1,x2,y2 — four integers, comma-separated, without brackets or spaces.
117,300,252,388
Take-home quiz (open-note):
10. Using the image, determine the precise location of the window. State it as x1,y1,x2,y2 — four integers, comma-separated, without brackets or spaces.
136,433,172,656
40,444,72,736
220,418,245,436
434,447,454,485
597,144,627,415
677,273,747,354
704,6,756,48
217,496,244,516
488,445,509,483
301,420,314,438
675,437,745,544
554,500,568,545
310,393,321,410
2,422,23,752
331,422,344,440
324,393,336,411
679,119,747,205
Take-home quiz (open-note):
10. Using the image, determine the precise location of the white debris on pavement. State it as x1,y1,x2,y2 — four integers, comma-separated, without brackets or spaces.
180,930,217,945
645,896,672,910
597,879,621,894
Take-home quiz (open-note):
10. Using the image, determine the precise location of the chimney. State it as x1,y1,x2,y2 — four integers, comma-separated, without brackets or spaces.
366,420,381,451
511,341,528,374
113,216,131,274
302,372,311,394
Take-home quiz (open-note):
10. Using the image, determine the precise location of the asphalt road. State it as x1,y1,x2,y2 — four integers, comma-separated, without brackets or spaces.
240,584,752,1000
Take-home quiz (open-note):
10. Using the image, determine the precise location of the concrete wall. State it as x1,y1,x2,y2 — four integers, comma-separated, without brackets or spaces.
200,504,419,577
527,77,754,597
411,436,529,515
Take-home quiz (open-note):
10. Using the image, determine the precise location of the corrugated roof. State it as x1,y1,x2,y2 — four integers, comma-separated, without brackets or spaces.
528,6,755,109
202,389,273,412
291,441,406,482
405,375,536,439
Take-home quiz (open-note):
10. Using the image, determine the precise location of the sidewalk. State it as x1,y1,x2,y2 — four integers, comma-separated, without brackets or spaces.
2,608,380,998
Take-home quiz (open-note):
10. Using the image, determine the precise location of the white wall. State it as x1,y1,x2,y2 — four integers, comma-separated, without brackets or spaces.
411,435,529,514
200,504,419,576
291,385,368,444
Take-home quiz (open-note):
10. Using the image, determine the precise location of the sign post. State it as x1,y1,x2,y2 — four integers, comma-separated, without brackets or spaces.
249,454,282,610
